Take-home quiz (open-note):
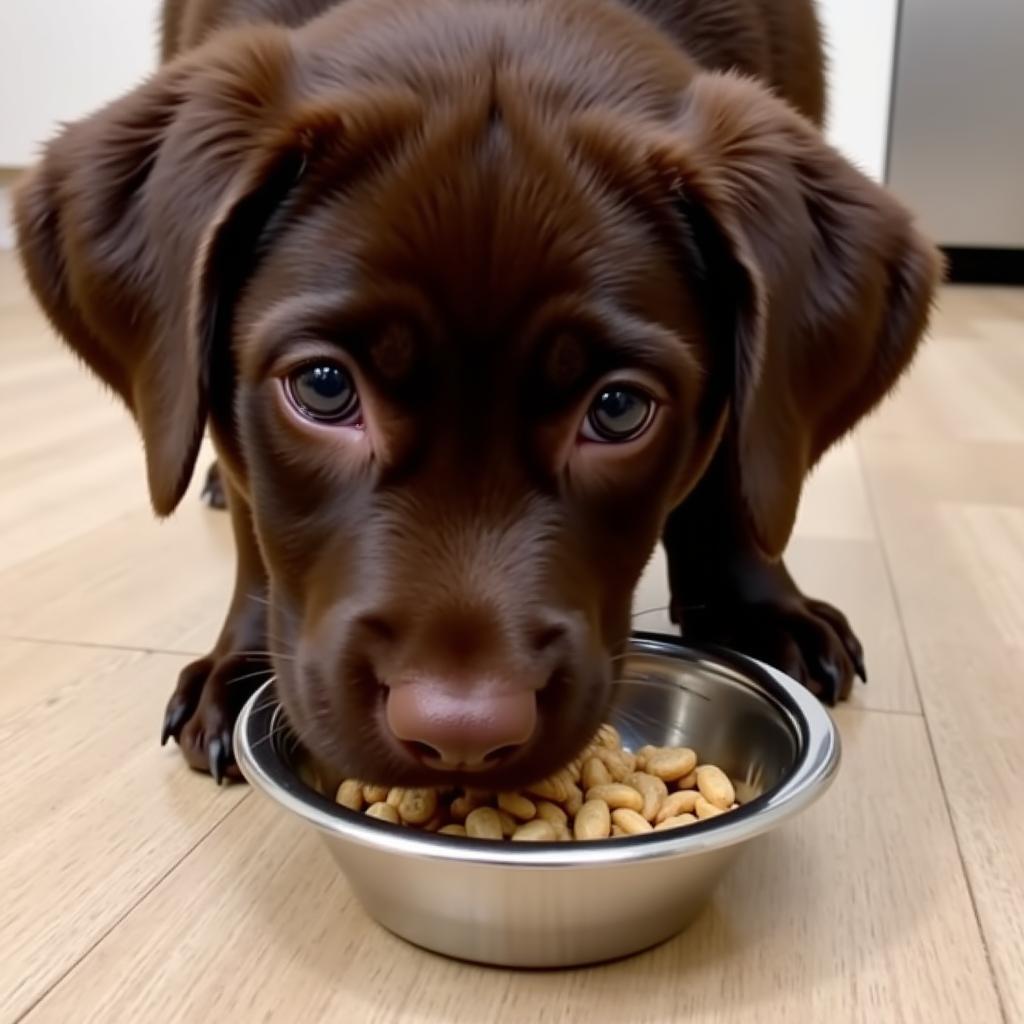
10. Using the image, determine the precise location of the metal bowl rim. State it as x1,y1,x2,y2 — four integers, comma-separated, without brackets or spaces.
234,633,840,868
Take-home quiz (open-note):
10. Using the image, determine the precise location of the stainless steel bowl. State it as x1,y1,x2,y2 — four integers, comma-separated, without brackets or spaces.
235,634,839,967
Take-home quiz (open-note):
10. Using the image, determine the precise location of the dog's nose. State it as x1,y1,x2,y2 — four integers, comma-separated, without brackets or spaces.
385,679,537,771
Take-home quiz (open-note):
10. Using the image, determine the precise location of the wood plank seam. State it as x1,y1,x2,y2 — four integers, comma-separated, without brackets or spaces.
0,634,207,659
856,435,1011,1024
14,795,253,1024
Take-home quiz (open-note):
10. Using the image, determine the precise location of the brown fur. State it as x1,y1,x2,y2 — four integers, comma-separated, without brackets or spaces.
15,0,940,784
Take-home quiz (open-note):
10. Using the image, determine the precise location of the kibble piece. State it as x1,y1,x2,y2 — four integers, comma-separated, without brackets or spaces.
512,819,558,842
654,813,698,831
398,788,439,825
582,757,612,790
585,783,644,813
656,789,700,822
554,822,573,841
449,796,473,821
626,771,668,821
424,814,445,832
466,807,504,840
676,770,698,791
386,787,405,808
439,824,468,837
498,792,537,821
535,800,568,828
696,765,735,810
597,723,621,749
574,799,612,840
611,825,627,837
497,809,518,838
526,775,568,802
633,744,658,771
363,783,390,804
695,795,726,820
611,808,653,834
563,783,584,818
593,747,631,782
366,802,401,824
645,747,698,782
336,780,364,813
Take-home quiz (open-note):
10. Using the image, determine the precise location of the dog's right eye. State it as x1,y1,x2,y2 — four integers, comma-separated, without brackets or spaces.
286,362,361,424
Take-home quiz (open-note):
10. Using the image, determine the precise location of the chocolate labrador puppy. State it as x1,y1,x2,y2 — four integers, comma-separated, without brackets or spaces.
15,0,940,785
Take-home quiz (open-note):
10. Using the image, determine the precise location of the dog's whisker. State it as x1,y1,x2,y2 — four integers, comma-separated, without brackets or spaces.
249,721,296,753
265,631,300,651
225,667,278,687
608,651,645,665
250,692,281,716
630,604,671,619
612,705,671,729
232,649,296,662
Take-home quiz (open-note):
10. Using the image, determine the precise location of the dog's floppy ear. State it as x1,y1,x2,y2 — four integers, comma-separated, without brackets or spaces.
15,28,321,514
657,73,943,557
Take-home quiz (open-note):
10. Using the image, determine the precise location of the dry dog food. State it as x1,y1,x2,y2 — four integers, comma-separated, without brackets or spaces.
334,725,741,841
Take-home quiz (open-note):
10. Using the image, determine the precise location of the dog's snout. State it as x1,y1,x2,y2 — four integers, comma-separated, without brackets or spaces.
531,619,569,654
385,679,537,771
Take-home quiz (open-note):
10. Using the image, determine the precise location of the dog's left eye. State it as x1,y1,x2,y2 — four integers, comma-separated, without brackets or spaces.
286,362,361,424
581,385,655,443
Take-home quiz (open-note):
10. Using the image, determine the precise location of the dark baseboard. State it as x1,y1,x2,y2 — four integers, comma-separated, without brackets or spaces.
942,247,1024,285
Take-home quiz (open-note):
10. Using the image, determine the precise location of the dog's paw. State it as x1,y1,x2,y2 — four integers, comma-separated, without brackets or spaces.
200,461,228,510
161,652,272,782
734,596,864,704
672,566,866,706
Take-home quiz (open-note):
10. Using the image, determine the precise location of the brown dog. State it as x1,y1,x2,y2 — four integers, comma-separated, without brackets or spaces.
15,0,941,786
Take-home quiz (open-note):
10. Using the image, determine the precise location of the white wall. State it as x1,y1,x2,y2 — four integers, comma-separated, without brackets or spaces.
0,0,163,249
0,0,163,168
817,0,900,181
0,170,17,251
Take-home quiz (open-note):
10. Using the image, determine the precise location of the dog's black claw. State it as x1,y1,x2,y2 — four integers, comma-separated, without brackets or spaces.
208,736,229,785
817,657,842,707
208,737,225,785
200,462,228,511
841,632,867,684
853,653,868,684
161,703,190,747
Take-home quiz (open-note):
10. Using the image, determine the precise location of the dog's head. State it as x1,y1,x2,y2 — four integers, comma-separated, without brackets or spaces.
16,0,939,785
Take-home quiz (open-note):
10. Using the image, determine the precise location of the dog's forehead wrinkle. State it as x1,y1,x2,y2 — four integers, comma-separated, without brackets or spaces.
245,96,669,354
338,117,623,318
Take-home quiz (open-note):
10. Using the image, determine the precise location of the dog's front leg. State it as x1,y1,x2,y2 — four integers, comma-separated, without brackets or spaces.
662,447,866,706
161,474,269,783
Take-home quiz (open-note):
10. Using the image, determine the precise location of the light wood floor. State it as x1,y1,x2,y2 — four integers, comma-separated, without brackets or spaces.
1,248,1022,1024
